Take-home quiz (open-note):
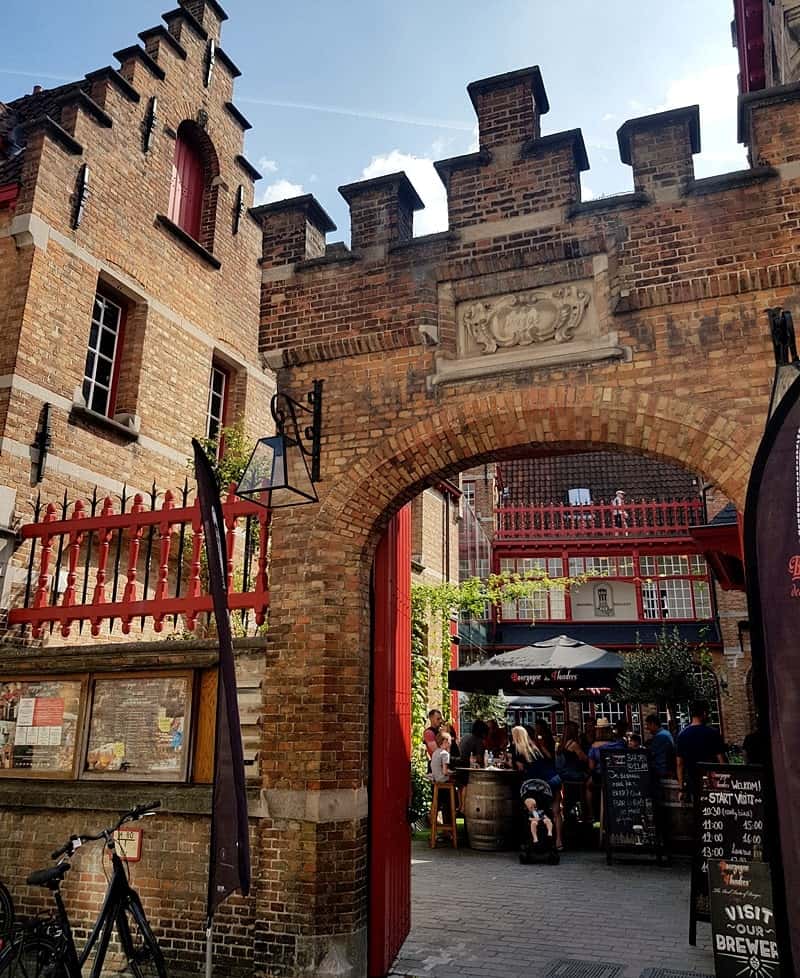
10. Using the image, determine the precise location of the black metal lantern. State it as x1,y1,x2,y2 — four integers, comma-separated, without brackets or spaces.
236,380,323,508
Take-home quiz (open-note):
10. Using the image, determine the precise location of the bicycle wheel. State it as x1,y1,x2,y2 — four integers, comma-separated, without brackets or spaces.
116,900,166,978
0,934,65,978
0,884,13,945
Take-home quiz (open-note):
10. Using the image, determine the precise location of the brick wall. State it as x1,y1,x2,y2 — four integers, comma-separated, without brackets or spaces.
253,64,797,974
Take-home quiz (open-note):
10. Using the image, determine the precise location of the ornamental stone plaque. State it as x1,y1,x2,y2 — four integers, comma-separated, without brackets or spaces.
431,271,626,387
460,284,591,357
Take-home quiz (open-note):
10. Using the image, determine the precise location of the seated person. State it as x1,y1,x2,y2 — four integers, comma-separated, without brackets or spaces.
628,732,642,749
520,780,554,841
431,731,453,783
559,720,591,822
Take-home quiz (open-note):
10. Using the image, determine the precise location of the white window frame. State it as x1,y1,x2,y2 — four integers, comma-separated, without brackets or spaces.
82,293,123,417
206,363,228,444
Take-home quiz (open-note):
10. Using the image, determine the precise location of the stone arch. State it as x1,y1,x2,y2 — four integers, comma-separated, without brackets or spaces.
265,385,756,776
293,385,754,577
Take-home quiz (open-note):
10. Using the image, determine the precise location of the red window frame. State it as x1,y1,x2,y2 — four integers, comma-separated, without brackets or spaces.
168,130,205,241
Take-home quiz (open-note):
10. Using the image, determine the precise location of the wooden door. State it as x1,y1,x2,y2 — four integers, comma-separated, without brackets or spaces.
368,505,412,977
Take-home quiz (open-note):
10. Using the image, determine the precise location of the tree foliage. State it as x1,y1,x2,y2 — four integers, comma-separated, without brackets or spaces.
614,626,715,712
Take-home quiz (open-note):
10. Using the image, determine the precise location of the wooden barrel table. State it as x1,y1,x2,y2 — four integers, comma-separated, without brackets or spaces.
463,769,518,851
657,777,695,856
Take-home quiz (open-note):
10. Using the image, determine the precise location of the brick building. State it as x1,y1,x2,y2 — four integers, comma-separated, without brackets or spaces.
0,5,799,978
0,1,273,973
459,454,754,744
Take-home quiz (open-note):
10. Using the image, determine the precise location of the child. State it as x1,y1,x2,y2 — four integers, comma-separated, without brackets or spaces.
430,731,452,783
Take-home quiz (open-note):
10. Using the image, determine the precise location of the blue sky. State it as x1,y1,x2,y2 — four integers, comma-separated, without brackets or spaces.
3,1,747,239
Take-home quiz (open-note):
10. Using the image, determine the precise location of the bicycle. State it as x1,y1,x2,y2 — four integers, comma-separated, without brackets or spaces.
0,801,166,977
0,881,13,950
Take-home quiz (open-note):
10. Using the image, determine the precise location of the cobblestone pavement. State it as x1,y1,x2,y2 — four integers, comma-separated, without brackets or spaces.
390,841,713,978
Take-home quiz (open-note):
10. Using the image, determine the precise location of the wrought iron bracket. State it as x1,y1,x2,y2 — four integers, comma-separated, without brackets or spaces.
270,379,324,483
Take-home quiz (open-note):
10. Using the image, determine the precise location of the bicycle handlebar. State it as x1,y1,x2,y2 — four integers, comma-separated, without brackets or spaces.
50,801,162,860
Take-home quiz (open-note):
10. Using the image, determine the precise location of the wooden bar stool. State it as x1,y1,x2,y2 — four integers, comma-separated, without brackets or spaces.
429,782,458,849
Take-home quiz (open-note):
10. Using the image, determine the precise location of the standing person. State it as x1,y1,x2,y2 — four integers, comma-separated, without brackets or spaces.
510,726,563,849
423,709,444,762
676,701,726,799
644,713,676,778
486,718,507,755
458,719,488,768
533,718,556,760
559,720,591,821
612,488,630,530
444,719,461,762
581,718,597,752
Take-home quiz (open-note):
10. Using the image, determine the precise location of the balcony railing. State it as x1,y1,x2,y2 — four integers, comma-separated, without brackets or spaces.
495,498,704,542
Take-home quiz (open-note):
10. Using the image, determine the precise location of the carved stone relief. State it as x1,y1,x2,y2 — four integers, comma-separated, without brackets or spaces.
431,268,628,388
460,284,591,356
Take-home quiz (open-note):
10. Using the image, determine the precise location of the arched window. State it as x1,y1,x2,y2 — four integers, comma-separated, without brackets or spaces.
167,121,219,249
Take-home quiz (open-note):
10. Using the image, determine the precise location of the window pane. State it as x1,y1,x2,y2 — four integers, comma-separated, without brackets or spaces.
690,554,707,575
102,298,121,329
658,555,689,576
95,356,112,389
693,580,711,617
98,326,117,359
547,558,563,577
549,586,566,620
618,556,634,576
642,582,659,619
88,385,109,415
500,558,515,573
661,579,693,618
640,556,656,576
569,557,584,577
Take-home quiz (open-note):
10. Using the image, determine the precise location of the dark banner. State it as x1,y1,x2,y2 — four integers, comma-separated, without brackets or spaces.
193,440,251,921
744,373,800,973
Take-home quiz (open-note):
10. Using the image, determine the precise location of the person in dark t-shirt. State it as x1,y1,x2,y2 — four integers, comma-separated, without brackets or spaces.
676,701,726,797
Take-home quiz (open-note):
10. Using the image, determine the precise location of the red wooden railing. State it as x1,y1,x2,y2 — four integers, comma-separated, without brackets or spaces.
495,498,704,541
7,483,270,639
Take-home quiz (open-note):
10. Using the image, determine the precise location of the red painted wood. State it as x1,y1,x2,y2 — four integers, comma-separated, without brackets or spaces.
168,132,204,240
494,498,704,542
9,483,270,637
369,506,412,977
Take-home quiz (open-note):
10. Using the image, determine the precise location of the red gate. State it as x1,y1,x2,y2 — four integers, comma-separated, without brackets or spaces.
369,506,412,977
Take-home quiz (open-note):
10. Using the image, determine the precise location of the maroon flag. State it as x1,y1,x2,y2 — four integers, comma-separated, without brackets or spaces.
744,374,800,973
193,440,251,924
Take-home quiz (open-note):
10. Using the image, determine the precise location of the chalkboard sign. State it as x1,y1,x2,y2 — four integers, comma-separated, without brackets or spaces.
689,764,765,945
602,748,659,864
709,860,782,978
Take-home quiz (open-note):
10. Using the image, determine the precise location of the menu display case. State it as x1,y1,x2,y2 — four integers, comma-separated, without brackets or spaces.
0,678,86,778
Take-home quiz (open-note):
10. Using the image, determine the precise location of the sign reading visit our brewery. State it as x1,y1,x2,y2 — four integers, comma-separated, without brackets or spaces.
709,861,781,978
690,764,765,945
602,749,659,864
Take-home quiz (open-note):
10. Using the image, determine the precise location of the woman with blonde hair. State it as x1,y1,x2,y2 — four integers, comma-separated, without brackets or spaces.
510,725,564,849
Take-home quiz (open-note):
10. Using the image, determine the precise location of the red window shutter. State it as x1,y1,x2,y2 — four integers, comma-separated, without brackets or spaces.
168,133,204,240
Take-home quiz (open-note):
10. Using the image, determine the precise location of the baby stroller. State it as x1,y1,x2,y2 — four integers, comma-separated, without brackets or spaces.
519,778,560,865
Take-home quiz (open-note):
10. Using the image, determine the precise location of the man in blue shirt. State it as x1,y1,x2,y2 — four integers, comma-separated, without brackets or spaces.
644,713,675,778
676,701,726,797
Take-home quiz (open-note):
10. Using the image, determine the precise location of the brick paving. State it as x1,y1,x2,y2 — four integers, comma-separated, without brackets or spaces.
390,841,713,978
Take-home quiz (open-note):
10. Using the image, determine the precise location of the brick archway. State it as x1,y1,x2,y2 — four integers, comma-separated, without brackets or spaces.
258,387,757,976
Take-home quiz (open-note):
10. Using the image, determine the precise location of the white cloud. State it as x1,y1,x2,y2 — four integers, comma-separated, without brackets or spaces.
257,157,278,174
659,61,749,175
256,178,305,206
361,150,448,236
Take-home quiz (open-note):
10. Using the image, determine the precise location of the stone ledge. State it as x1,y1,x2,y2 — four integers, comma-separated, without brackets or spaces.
429,337,628,388
155,214,221,269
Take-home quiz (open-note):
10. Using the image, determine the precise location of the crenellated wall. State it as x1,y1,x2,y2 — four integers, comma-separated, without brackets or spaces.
251,65,800,976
